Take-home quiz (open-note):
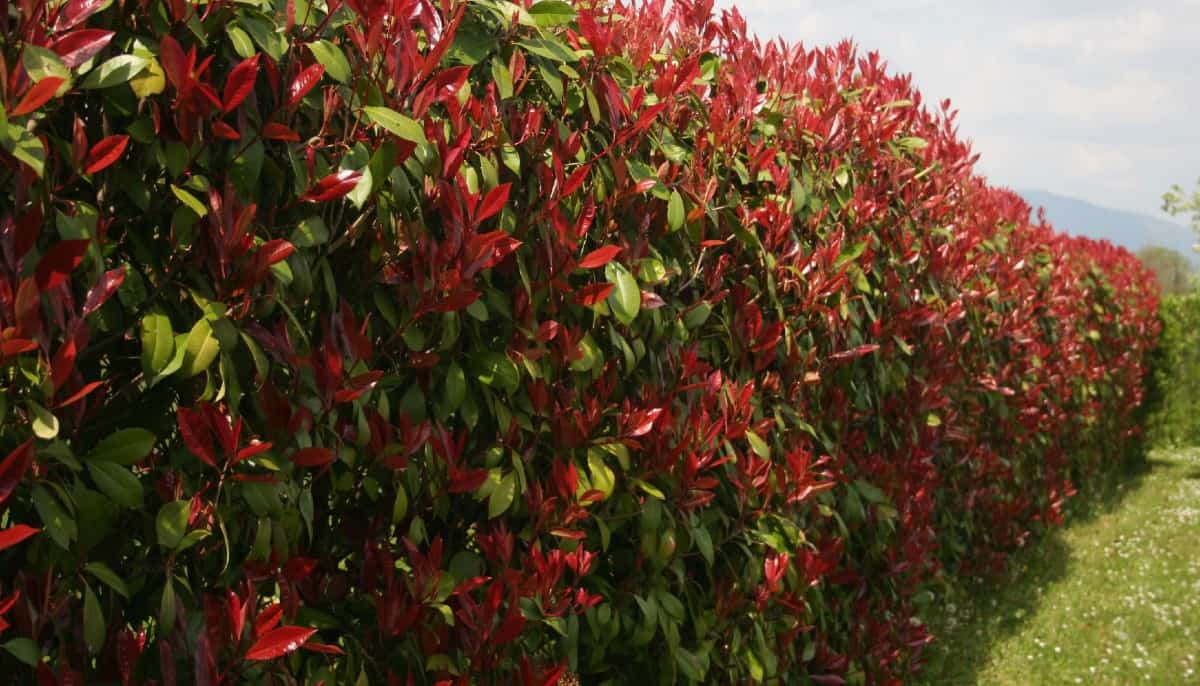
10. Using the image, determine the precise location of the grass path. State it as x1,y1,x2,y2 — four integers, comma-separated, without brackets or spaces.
916,448,1200,685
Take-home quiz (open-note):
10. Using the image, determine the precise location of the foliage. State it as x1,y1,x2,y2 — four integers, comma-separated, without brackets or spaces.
0,0,1159,684
1147,294,1200,447
1163,178,1200,241
1136,245,1194,296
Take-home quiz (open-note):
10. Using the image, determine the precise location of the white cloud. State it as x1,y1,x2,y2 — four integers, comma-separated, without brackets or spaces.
1011,8,1170,59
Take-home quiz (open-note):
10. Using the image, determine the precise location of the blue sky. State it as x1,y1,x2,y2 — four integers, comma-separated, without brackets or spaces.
711,0,1199,223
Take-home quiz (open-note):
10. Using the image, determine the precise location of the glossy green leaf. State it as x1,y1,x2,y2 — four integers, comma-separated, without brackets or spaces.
80,55,148,89
362,107,427,145
181,318,221,378
85,562,130,599
87,428,156,465
156,500,191,549
605,262,640,325
87,461,143,507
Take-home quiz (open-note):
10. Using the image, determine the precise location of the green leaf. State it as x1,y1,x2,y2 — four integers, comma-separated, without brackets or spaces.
32,486,76,549
88,428,155,465
156,500,191,549
87,461,143,507
605,262,641,325
80,55,148,89
307,40,351,84
159,579,176,631
2,638,38,667
291,216,330,248
176,528,211,552
683,303,711,330
85,562,130,599
3,125,46,177
21,46,69,83
30,401,59,439
171,184,208,217
226,25,256,59
83,584,105,654
528,0,576,26
569,333,601,372
745,430,769,458
362,107,427,145
518,37,578,63
674,646,708,682
668,190,685,231
691,523,714,566
139,311,174,374
586,449,615,499
443,362,467,412
473,351,519,394
488,472,516,518
181,318,221,378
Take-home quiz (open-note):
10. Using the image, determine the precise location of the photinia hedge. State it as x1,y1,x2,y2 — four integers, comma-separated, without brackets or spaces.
0,0,1160,683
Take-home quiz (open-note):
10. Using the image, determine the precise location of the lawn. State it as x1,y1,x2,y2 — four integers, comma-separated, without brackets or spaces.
916,447,1200,685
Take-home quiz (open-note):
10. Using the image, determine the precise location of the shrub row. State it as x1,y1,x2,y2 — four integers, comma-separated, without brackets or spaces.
0,0,1159,683
1147,293,1200,447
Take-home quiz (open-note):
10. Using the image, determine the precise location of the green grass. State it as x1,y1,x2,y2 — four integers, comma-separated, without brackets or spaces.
915,447,1200,685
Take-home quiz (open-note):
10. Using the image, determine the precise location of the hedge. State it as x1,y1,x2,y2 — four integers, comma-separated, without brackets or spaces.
0,0,1160,683
1147,293,1200,447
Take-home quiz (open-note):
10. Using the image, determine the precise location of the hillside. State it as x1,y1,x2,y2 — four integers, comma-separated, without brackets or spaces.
1021,190,1198,264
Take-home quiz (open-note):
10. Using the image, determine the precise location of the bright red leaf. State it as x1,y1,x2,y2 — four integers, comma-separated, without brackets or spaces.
53,0,111,31
11,78,65,117
0,525,40,552
84,134,130,174
222,54,260,112
475,183,511,224
573,283,614,306
577,245,622,270
302,170,362,203
287,64,324,108
0,440,34,507
244,626,317,661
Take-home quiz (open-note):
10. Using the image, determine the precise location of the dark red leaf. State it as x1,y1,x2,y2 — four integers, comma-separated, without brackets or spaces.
577,245,622,270
291,447,335,467
626,408,663,437
53,0,110,32
535,320,559,342
212,120,241,140
0,440,34,507
431,287,481,313
0,525,40,552
82,266,126,316
11,78,65,117
51,29,115,68
84,134,129,174
159,35,188,91
287,64,324,108
0,338,38,359
475,183,511,224
244,626,316,661
491,611,526,646
301,642,345,655
261,122,300,141
302,170,362,203
222,54,260,113
573,283,614,306
35,239,91,291
231,440,272,466
257,239,294,266
177,407,217,468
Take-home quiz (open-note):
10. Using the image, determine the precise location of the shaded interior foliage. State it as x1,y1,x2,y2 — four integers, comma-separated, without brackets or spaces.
0,0,1159,683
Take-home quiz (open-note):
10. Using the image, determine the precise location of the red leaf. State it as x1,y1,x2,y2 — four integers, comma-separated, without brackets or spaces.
577,245,622,269
562,164,591,197
535,320,559,342
51,29,115,68
475,183,511,224
212,121,240,141
254,604,282,636
222,54,260,113
431,287,481,313
244,626,317,661
82,266,125,316
301,642,345,655
302,170,362,203
491,611,526,646
159,35,188,92
177,407,217,468
633,178,658,194
291,447,336,467
287,64,324,108
232,440,272,466
261,122,300,141
53,0,110,32
11,78,65,117
35,239,91,291
573,283,614,306
257,239,294,266
0,525,40,552
54,380,104,409
0,338,38,359
0,440,34,507
84,134,129,174
626,408,663,437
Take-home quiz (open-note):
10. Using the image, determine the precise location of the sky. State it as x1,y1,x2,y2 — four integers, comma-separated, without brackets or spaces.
710,0,1200,223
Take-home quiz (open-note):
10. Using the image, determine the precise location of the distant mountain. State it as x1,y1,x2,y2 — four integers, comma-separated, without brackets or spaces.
1019,190,1199,265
